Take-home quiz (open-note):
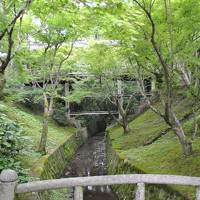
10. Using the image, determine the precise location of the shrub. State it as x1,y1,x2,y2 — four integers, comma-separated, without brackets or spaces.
0,114,29,182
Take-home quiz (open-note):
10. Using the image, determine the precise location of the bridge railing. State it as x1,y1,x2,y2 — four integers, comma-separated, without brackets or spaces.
0,169,200,200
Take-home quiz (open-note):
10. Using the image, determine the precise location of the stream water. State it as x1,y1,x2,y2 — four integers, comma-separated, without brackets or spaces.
64,132,118,200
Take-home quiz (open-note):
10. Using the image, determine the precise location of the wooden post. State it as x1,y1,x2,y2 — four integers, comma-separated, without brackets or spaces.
64,82,70,119
196,186,200,200
136,183,145,200
74,186,83,200
151,79,156,91
117,79,123,120
0,169,18,200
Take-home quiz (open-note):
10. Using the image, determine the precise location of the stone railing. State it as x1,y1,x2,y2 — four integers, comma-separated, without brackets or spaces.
0,169,200,200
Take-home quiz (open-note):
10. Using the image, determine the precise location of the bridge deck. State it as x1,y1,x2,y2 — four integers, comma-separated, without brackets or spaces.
69,111,118,116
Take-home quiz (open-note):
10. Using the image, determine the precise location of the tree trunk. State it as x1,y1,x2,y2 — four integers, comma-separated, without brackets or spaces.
37,112,49,154
37,94,53,154
134,2,193,155
0,72,6,98
116,96,129,134
173,126,192,156
64,82,70,119
122,116,129,134
117,79,123,120
171,114,192,155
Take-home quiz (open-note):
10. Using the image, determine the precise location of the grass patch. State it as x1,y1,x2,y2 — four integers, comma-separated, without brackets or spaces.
108,98,200,199
0,101,76,175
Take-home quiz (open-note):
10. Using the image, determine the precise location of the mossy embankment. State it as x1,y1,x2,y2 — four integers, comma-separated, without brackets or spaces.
107,97,200,200
0,101,85,200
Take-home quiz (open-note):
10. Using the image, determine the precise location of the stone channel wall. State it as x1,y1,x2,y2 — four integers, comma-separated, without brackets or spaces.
40,128,87,180
105,132,188,200
16,128,87,200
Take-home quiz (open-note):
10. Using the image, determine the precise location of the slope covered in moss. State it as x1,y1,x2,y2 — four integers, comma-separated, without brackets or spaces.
0,101,76,176
108,97,200,199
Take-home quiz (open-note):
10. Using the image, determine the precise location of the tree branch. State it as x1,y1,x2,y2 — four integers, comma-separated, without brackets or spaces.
0,0,32,41
133,0,172,123
59,41,75,67
0,27,14,73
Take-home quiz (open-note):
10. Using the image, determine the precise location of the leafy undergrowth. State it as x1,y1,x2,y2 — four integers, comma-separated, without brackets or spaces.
108,97,200,199
0,101,76,177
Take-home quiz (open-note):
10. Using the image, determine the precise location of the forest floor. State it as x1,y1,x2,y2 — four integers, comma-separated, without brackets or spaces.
108,95,200,199
0,101,76,177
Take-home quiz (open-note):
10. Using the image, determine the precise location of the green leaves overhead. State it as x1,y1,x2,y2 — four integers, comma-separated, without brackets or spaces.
3,0,200,106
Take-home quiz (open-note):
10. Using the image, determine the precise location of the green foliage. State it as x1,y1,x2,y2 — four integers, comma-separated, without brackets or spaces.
2,0,200,188
0,100,76,167
0,114,24,155
0,113,29,182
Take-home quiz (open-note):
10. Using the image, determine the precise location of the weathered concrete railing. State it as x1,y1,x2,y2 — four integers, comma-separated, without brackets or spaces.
1,169,200,200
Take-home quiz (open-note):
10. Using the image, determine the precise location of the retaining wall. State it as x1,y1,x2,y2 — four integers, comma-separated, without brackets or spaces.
16,128,87,200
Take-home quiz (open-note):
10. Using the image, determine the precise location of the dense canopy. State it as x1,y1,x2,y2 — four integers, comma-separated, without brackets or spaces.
1,1,200,199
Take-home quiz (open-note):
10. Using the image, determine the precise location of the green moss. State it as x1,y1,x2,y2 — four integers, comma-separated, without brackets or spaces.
108,98,199,199
0,101,76,172
0,101,83,200
110,109,168,152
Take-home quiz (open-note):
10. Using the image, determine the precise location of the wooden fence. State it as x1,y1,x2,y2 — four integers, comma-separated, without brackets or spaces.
0,169,200,200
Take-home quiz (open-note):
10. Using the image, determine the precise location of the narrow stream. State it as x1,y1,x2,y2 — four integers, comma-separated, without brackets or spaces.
64,132,118,200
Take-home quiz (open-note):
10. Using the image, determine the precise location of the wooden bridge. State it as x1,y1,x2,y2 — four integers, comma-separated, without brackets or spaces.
69,111,118,116
0,169,200,200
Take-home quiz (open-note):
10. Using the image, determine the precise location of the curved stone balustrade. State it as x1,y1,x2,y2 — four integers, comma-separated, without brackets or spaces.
1,169,200,200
